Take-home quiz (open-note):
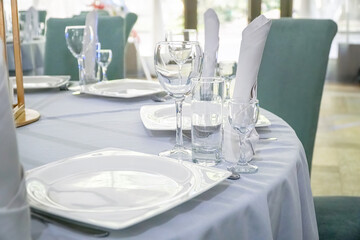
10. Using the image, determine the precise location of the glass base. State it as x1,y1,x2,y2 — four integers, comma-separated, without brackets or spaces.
231,163,258,174
159,147,192,161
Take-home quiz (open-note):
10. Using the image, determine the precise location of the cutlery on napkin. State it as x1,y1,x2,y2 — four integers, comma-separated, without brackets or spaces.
223,15,272,162
83,11,98,84
202,8,220,77
0,42,31,240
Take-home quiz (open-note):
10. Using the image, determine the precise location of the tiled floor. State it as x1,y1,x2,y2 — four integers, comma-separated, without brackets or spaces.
311,83,360,196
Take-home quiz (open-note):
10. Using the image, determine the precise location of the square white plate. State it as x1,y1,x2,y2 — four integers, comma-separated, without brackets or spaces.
140,104,271,131
81,79,163,98
26,148,231,230
11,75,70,89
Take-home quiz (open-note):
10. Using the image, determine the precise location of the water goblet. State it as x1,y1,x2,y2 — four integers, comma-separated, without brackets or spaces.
217,61,237,100
65,25,94,87
154,41,203,160
96,49,112,81
228,98,259,173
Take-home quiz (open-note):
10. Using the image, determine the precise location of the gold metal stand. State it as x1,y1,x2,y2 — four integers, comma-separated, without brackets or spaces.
0,0,40,127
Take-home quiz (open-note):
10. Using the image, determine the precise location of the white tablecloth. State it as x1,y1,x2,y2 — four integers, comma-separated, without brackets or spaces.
16,87,318,240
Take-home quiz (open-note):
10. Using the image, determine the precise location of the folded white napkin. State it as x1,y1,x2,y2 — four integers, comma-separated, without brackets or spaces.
24,7,39,41
232,15,272,101
83,11,98,84
0,41,31,240
222,15,271,162
202,9,219,77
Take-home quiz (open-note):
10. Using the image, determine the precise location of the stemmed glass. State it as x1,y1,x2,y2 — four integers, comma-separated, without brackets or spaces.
217,61,237,100
65,25,94,87
154,41,203,160
228,98,259,173
96,49,112,81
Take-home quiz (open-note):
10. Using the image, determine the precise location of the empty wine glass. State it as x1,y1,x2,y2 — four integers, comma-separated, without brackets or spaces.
96,49,112,81
65,25,93,86
154,41,203,160
228,98,259,173
165,29,198,42
217,61,237,100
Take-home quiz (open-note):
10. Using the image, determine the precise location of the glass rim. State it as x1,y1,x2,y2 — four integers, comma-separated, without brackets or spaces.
165,29,197,33
65,25,86,30
228,98,259,104
218,60,237,65
191,77,224,84
156,40,200,45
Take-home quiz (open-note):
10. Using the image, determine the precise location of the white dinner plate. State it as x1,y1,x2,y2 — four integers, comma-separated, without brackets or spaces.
81,79,163,98
11,75,70,89
26,148,230,230
140,104,271,131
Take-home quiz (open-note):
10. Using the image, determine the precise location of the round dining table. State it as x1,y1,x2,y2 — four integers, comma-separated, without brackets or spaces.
16,85,318,240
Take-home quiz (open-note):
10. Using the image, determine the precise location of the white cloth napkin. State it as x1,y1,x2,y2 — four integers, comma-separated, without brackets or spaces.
222,15,271,162
83,11,98,83
202,8,219,77
24,7,39,41
0,41,31,240
232,15,272,101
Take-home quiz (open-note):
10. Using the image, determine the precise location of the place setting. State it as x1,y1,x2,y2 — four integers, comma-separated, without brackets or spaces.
63,13,164,99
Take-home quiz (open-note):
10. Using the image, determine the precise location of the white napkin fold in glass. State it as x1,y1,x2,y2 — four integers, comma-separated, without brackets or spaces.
83,11,98,84
202,8,219,77
232,15,272,101
223,15,271,162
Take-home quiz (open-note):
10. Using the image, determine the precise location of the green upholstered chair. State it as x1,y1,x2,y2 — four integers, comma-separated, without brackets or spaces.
44,13,137,80
79,10,110,17
258,19,336,173
315,196,360,240
258,19,360,240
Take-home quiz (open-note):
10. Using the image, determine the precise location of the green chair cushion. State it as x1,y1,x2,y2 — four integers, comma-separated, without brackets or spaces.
314,196,360,240
257,19,337,173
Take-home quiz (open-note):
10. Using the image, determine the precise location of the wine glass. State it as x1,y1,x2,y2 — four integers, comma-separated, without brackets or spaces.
65,25,94,86
165,29,198,42
96,49,112,81
228,98,259,173
154,41,203,160
217,61,237,100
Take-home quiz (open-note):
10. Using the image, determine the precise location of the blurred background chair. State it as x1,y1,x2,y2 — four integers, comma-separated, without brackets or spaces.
44,13,137,80
257,18,360,240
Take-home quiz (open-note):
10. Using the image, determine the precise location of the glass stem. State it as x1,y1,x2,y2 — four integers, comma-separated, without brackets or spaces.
174,98,184,149
77,56,85,86
97,65,101,82
102,66,108,81
177,63,183,81
238,134,246,165
226,78,231,99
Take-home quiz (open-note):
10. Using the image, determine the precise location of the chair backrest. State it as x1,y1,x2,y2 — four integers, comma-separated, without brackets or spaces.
44,13,137,80
79,10,110,17
257,19,337,173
